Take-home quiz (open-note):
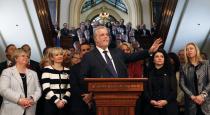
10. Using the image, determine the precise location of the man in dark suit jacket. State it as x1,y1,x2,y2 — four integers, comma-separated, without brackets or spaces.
69,43,93,115
79,26,162,114
0,61,7,73
80,26,162,78
0,44,17,74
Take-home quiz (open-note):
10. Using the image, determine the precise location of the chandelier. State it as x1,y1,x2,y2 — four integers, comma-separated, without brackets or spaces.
99,12,109,19
99,7,109,20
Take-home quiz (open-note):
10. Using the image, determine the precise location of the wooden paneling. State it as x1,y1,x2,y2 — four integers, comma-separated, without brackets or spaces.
33,0,55,47
85,78,147,115
158,0,178,45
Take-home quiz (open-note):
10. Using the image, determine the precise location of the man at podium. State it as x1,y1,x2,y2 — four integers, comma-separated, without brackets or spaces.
79,26,162,115
80,26,162,78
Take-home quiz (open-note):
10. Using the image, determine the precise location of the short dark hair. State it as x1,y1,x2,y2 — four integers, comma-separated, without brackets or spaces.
168,52,180,72
21,44,31,49
80,42,90,47
5,44,16,53
148,49,173,75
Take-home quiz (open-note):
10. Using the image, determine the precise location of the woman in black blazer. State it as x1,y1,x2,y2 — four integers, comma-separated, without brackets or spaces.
143,49,178,115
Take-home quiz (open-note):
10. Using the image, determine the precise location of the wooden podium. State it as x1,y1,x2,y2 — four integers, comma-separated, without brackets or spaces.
84,78,147,115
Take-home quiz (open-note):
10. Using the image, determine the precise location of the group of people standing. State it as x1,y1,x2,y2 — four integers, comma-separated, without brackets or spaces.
0,25,209,115
140,42,210,115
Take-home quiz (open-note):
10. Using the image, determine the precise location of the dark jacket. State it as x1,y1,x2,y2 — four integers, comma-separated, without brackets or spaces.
0,61,9,75
69,63,90,114
144,67,178,115
80,48,150,78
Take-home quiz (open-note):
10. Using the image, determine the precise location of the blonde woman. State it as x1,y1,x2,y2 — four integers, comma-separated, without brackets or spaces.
180,42,210,115
119,42,143,78
0,48,41,115
63,49,71,68
41,47,71,115
40,47,53,68
70,52,81,66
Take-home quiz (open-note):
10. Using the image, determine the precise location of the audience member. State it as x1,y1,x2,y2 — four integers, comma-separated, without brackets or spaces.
69,43,92,115
180,42,210,115
151,22,158,38
178,49,185,65
119,42,143,78
63,49,72,68
0,44,17,74
40,47,53,68
85,20,94,44
141,24,151,38
70,52,81,66
60,23,70,37
168,52,184,115
144,49,178,115
0,48,41,115
69,26,79,42
73,41,81,52
41,47,71,115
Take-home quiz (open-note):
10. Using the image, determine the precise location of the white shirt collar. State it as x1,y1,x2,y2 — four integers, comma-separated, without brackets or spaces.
96,46,109,53
7,60,12,66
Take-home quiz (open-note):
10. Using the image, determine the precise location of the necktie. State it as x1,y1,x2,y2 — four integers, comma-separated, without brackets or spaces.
103,51,118,77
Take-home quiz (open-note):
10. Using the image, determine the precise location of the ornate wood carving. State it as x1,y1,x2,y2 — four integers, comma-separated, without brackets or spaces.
85,78,147,115
158,0,178,45
33,0,55,47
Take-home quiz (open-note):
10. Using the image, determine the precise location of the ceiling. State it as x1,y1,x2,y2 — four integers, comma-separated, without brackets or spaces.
164,0,210,59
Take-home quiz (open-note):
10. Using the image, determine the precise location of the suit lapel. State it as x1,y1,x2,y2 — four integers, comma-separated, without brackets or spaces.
94,49,113,76
11,66,24,92
109,49,119,74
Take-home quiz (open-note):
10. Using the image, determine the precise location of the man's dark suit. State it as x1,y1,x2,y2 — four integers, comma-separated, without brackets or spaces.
80,48,150,78
69,63,91,115
0,61,7,75
28,60,41,80
80,47,150,115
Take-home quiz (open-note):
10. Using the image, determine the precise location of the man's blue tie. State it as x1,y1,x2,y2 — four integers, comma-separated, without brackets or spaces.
103,51,118,77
